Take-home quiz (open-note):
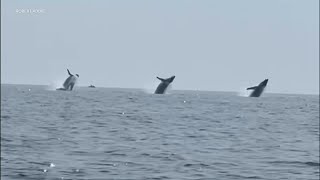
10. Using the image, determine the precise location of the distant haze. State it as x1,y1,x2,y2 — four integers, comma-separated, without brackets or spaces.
1,0,319,95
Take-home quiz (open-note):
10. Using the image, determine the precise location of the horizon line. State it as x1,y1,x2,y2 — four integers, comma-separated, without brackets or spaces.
1,82,319,96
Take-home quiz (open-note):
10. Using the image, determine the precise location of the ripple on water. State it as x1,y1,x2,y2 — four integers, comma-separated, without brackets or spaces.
1,85,319,179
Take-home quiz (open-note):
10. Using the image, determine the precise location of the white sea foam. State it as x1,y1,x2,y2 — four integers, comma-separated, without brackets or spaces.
47,79,64,91
142,81,159,94
238,87,250,97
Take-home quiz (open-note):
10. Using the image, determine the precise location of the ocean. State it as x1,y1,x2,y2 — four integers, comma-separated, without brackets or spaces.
1,84,319,180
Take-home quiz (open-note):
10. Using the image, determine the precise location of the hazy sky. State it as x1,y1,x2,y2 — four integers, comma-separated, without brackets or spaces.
2,0,319,94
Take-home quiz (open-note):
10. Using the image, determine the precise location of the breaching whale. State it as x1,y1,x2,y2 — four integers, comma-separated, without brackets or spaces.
56,69,79,91
247,79,268,97
154,76,175,94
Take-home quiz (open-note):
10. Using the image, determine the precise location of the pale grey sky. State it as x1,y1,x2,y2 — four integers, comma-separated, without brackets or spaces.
1,0,319,94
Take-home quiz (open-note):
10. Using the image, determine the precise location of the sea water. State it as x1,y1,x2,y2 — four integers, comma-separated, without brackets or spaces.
1,84,319,180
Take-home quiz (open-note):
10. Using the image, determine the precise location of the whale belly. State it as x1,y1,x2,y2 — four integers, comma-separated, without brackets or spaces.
62,76,77,90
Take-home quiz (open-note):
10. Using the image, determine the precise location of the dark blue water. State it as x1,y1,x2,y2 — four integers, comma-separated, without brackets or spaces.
1,84,319,180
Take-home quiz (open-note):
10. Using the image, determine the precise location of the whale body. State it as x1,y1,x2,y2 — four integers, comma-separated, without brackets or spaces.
56,69,79,91
154,76,175,94
247,79,268,97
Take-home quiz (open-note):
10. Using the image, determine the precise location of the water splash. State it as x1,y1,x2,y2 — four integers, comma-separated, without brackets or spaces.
142,81,159,94
49,163,55,168
238,87,250,97
47,76,79,91
47,79,64,91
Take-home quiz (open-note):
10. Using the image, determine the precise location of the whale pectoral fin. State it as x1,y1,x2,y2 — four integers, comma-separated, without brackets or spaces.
157,77,165,81
247,86,258,90
67,69,72,76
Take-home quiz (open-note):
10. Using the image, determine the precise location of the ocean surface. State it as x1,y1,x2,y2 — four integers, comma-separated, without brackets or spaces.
1,84,319,180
